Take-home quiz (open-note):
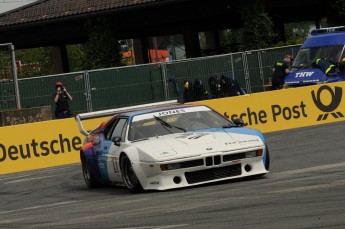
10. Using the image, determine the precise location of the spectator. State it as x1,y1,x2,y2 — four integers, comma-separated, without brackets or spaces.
271,54,293,90
53,81,72,119
312,58,337,75
339,58,345,73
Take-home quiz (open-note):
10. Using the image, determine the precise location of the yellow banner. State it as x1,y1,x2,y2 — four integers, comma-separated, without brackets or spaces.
0,117,108,174
1,82,344,174
192,82,345,133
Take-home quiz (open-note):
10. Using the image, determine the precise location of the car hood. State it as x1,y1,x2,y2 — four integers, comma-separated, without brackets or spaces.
134,129,264,162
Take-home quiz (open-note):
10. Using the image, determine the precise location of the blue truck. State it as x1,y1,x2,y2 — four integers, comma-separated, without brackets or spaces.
284,26,345,87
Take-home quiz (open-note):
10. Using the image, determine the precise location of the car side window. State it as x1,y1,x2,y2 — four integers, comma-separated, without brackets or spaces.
110,118,128,141
103,118,118,140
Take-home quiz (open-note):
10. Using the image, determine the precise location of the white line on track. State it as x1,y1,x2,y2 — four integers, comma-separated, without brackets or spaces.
0,201,79,215
0,173,34,181
0,163,79,178
4,174,61,184
274,161,345,177
118,225,189,229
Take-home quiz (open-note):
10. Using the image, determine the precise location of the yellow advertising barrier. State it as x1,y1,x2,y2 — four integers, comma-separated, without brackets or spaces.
192,81,345,133
1,82,344,174
0,116,108,174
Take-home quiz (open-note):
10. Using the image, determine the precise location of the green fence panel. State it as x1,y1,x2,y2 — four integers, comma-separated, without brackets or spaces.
166,55,235,100
245,51,263,93
230,53,247,93
1,44,302,115
0,80,16,110
88,64,165,111
19,72,88,117
259,45,301,90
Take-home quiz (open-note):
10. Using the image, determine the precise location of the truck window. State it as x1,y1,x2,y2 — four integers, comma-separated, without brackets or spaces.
293,45,343,69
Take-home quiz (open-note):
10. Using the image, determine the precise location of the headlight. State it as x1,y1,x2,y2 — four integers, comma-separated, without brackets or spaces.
245,151,257,158
245,149,263,158
160,159,204,171
160,163,181,171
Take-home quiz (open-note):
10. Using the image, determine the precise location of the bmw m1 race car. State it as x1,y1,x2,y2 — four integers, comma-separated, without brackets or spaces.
76,101,269,192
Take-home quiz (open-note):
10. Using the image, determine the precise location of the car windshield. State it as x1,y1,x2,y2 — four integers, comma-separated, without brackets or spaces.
292,45,344,69
128,106,233,141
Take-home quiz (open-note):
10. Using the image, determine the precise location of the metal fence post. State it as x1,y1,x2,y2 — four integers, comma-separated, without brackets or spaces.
257,51,265,91
10,44,21,109
230,54,235,80
160,62,169,100
84,71,92,112
242,52,252,94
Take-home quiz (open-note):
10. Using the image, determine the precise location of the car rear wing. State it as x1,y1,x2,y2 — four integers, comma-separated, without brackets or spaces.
75,100,179,136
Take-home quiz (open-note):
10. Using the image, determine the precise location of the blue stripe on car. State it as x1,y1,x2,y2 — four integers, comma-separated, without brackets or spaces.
98,141,113,183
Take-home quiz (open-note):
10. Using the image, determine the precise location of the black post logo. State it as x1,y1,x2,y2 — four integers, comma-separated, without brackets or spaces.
311,85,344,121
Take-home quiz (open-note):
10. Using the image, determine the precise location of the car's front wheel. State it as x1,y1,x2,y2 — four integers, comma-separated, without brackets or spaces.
120,154,142,192
81,154,100,188
264,146,270,171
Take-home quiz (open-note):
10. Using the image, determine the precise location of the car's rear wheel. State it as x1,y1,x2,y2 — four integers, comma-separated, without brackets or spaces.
120,154,142,192
81,154,100,188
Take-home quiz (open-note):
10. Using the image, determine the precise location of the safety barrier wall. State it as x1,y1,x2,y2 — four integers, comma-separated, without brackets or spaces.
192,81,345,133
0,116,108,174
1,81,344,175
0,45,301,116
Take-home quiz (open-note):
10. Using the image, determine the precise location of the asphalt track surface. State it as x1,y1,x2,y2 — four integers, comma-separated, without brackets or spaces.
1,121,345,229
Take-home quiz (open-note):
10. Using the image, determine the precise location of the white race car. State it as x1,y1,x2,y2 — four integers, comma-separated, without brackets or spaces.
76,101,269,192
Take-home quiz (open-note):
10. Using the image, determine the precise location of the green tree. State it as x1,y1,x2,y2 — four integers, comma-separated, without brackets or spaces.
241,0,276,50
67,44,86,72
219,29,243,53
327,0,345,26
0,47,12,79
15,47,53,78
82,17,123,70
274,21,313,46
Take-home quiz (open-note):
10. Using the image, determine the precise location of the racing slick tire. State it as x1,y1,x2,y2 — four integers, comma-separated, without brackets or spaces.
81,154,100,188
120,154,143,192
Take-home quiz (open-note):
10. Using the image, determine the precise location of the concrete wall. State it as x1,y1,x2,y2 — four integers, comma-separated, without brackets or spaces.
0,106,52,126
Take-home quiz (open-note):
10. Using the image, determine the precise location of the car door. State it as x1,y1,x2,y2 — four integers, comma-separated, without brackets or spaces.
94,117,117,184
100,117,128,183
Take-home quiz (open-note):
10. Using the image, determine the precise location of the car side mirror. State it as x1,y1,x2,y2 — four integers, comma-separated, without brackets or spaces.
233,118,244,127
112,136,122,146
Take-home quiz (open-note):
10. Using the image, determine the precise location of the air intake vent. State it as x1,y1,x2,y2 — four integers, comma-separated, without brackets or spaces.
185,164,242,184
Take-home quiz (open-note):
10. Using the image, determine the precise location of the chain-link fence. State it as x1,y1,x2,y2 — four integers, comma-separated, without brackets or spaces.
0,44,301,117
0,43,20,110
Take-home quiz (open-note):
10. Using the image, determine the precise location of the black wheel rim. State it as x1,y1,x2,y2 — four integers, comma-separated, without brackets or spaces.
123,157,138,188
82,159,91,183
